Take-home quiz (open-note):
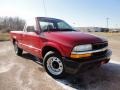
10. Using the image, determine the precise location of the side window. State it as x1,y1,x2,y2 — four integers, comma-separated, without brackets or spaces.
26,26,35,32
40,21,54,31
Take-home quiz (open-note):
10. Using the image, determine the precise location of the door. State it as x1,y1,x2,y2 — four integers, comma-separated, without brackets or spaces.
25,26,43,58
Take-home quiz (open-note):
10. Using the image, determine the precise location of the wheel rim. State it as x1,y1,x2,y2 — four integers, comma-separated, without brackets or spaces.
47,56,63,75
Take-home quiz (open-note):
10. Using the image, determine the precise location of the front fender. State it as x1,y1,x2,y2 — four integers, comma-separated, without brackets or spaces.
42,42,64,56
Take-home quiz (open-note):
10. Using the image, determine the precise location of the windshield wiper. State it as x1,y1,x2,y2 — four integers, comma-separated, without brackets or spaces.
43,29,76,32
60,29,76,31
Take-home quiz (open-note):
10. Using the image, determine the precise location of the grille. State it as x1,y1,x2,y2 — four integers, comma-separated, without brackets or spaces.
71,50,107,63
92,42,108,50
92,50,107,58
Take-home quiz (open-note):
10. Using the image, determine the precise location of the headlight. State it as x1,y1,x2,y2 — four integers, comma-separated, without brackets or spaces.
70,44,92,58
72,44,92,52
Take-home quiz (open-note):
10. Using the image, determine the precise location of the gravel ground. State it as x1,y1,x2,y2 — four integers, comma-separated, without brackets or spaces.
0,34,120,90
0,41,64,90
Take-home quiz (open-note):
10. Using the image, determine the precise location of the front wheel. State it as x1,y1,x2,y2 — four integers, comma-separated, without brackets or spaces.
43,51,66,78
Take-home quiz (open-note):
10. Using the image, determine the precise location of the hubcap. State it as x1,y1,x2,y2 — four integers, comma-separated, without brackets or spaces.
52,61,59,69
47,57,63,75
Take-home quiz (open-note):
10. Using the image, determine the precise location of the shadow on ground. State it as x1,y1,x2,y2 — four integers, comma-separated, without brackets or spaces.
56,63,120,90
20,53,120,90
21,53,43,65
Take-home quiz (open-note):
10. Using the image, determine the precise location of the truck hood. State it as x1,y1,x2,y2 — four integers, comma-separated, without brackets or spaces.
44,31,107,46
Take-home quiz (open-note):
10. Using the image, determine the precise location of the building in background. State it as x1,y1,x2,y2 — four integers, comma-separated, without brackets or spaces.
75,27,103,32
75,27,120,32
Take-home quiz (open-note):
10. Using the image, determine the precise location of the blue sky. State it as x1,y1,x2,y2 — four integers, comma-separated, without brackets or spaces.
0,0,120,28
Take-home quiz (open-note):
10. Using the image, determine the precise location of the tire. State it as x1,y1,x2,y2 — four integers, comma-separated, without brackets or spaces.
14,41,23,56
43,51,66,78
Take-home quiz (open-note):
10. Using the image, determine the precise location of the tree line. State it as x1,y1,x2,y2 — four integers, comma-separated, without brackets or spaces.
0,17,25,33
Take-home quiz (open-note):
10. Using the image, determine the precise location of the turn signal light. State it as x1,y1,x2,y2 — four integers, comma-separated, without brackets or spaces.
70,53,91,58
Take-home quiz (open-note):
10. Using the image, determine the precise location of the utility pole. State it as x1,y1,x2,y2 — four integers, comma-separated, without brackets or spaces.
106,17,109,29
43,0,47,16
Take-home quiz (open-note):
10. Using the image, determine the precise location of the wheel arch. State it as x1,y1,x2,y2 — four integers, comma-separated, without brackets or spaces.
42,45,62,58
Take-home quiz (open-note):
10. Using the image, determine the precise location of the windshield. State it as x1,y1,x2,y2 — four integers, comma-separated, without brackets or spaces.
39,18,75,32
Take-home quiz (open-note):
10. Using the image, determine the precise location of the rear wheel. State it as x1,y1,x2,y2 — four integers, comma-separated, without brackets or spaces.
14,41,23,56
43,51,66,78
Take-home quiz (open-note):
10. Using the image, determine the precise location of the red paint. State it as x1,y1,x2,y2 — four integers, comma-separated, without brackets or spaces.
10,17,108,59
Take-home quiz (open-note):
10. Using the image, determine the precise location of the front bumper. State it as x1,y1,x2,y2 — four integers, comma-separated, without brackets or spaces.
62,49,112,74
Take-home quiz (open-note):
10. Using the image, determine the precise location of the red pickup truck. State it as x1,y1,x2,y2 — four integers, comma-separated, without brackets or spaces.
10,17,112,78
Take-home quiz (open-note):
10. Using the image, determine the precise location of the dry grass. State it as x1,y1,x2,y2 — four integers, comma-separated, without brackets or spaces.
0,33,10,41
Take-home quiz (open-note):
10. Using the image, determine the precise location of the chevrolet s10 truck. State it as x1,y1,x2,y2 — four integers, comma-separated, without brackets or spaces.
10,17,112,78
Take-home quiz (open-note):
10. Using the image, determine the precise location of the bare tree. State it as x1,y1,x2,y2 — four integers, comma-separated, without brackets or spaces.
0,17,25,33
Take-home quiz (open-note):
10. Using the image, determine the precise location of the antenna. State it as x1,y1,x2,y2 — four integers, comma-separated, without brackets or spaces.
43,0,47,16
